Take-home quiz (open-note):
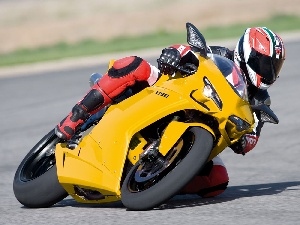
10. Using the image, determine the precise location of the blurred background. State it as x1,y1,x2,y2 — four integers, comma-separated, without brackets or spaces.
0,0,299,66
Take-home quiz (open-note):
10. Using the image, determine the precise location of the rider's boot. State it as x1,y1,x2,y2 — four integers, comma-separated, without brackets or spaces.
55,84,112,141
180,155,229,197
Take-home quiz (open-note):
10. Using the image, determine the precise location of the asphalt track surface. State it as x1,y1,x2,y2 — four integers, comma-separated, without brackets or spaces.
1,40,300,225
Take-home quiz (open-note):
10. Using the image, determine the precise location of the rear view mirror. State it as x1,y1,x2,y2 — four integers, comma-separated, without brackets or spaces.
251,104,279,124
186,22,207,57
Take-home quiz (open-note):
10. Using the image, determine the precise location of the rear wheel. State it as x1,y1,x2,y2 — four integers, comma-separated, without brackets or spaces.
121,127,213,210
13,129,68,208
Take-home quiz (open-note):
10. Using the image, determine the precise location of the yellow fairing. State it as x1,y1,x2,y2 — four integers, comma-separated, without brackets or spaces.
158,121,215,156
55,55,254,203
55,82,196,203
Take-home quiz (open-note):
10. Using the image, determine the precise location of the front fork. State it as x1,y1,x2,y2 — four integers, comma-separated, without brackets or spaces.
139,140,160,162
138,115,181,163
129,114,216,166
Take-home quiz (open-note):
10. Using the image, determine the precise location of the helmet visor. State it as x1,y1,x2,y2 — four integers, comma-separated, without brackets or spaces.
247,48,284,85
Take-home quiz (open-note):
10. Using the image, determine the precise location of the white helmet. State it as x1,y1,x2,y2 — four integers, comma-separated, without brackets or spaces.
234,27,286,89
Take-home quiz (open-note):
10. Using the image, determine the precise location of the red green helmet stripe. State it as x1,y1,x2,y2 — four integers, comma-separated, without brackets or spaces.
262,27,277,56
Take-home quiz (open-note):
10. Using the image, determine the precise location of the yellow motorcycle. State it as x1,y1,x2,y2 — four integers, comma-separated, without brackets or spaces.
13,23,279,210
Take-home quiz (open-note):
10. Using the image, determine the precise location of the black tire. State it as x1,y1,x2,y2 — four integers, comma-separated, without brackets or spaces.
121,127,213,210
13,129,68,208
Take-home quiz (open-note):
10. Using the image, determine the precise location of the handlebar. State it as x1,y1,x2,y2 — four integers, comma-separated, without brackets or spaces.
157,59,196,76
177,65,195,75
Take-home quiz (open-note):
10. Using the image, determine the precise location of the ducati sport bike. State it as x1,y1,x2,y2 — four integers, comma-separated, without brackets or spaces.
13,22,278,211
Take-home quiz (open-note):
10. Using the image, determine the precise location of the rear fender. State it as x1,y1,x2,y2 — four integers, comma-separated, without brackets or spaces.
159,121,216,156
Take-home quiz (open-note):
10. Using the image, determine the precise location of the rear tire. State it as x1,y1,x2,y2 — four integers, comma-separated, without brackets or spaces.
121,127,213,210
13,129,68,208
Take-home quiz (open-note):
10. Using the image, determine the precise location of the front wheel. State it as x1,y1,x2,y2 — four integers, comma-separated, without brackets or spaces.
13,129,68,208
121,127,214,210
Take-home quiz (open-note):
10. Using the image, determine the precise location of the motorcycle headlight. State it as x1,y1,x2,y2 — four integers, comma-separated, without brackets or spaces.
228,115,251,132
203,77,222,110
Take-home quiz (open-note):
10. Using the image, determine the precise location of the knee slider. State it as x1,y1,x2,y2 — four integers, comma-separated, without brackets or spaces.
108,56,143,78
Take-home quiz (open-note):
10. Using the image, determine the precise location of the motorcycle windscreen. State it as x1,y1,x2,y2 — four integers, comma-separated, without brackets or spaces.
209,54,248,101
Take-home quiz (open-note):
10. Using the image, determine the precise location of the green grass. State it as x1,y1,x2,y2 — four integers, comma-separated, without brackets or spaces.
0,14,299,67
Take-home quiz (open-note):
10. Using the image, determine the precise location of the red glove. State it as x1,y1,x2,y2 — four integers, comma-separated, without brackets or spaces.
230,133,259,155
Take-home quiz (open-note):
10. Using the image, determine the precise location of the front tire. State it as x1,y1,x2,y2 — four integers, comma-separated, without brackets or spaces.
121,127,214,210
13,129,68,208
